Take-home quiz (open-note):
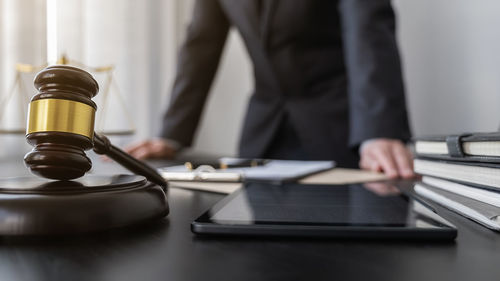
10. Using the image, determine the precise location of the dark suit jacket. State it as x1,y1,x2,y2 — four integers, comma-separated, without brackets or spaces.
159,0,411,167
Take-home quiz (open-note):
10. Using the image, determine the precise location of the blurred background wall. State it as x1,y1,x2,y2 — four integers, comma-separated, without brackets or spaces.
0,0,499,158
0,0,47,157
394,0,500,136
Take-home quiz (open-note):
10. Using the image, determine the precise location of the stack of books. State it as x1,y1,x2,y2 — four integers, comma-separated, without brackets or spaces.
413,132,500,231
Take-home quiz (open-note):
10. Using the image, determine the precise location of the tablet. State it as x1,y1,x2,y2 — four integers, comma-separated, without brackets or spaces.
192,181,457,240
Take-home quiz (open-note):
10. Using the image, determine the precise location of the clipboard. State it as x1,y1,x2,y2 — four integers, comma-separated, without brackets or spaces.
158,159,335,183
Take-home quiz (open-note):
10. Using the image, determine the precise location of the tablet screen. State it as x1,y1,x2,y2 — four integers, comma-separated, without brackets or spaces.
193,181,456,239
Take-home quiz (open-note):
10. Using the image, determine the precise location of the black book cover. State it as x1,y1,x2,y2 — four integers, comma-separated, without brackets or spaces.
414,132,500,163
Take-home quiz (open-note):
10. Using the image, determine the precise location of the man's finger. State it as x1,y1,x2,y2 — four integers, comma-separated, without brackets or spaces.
391,143,415,178
130,147,151,160
371,146,399,178
124,141,149,154
360,154,382,172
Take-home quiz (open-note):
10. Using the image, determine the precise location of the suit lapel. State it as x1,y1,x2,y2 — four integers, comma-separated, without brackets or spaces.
260,0,278,48
218,0,277,48
235,0,262,41
218,0,283,93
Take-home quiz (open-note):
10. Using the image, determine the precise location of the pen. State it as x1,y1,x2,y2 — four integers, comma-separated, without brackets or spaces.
184,158,269,171
219,158,268,169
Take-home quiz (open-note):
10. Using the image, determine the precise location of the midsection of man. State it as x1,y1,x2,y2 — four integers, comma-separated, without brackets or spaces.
220,0,361,166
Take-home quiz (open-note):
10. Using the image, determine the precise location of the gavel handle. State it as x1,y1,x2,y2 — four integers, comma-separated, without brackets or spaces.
93,133,167,189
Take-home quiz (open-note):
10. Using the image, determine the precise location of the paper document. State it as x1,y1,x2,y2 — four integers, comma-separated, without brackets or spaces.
158,159,335,183
168,181,242,194
224,160,335,182
415,183,500,231
158,165,241,182
300,168,387,185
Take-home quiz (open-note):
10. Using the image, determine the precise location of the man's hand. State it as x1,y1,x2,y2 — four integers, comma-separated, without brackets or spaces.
124,138,177,160
359,139,415,179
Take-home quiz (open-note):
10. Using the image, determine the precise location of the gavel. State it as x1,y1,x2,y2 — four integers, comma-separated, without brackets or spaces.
24,65,166,188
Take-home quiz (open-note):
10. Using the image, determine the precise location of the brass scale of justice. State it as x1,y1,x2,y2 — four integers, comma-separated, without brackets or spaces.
0,65,169,236
0,56,136,135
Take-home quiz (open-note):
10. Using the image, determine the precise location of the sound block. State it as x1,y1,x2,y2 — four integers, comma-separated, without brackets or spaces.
0,175,169,236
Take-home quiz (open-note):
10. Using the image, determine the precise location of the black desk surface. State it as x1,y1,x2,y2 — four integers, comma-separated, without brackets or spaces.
0,155,499,281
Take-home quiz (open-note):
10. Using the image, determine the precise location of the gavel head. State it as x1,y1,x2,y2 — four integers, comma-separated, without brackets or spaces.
24,65,99,180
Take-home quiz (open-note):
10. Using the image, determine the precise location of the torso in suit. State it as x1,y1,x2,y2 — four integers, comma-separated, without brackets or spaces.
160,0,411,168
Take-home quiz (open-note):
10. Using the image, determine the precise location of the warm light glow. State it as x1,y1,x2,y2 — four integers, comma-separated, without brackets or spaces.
46,0,58,65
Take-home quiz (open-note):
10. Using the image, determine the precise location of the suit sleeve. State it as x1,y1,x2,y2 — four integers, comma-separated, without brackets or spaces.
159,0,230,146
338,0,411,148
